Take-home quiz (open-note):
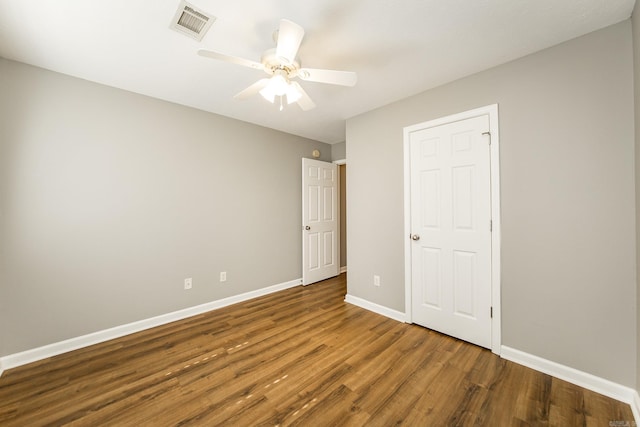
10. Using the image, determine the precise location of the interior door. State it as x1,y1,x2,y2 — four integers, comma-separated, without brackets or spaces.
409,115,492,348
302,158,339,285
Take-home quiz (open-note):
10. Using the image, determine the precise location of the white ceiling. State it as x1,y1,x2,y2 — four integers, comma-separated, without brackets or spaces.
0,0,635,144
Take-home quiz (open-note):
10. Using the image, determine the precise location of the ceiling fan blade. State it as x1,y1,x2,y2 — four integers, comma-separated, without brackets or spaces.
198,48,264,71
276,19,304,65
297,68,357,87
234,79,271,100
291,82,316,111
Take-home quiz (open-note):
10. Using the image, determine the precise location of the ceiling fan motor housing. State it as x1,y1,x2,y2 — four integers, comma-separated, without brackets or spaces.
260,48,301,78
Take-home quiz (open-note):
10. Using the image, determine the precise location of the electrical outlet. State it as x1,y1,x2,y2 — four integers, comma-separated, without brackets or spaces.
220,272,227,282
374,275,380,287
184,278,192,290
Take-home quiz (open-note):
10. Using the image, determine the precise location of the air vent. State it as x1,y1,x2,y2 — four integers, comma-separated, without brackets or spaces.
170,0,215,41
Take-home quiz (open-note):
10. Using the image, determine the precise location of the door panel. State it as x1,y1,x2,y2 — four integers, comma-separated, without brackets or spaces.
421,247,442,308
410,115,492,348
453,250,475,318
303,158,339,285
421,170,440,228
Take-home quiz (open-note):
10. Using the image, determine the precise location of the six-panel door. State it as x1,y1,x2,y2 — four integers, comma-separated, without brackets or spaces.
302,158,339,285
409,115,492,348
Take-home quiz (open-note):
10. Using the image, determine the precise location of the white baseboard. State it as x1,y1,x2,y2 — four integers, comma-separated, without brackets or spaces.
0,278,302,375
340,266,347,274
344,294,406,323
501,345,638,421
631,391,640,426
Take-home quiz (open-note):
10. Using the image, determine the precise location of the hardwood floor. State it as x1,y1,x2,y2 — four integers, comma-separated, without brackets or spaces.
0,274,634,426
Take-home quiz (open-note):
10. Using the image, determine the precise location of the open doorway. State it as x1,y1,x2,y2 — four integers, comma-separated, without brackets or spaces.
301,153,346,285
339,163,347,273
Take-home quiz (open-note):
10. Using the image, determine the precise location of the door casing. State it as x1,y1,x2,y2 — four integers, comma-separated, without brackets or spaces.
403,104,502,354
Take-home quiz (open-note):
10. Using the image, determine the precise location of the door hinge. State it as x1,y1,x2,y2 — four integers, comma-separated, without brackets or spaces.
482,131,491,145
489,220,493,232
490,306,493,318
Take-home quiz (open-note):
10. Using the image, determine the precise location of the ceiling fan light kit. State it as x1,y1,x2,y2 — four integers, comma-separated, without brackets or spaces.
258,71,300,104
198,19,357,111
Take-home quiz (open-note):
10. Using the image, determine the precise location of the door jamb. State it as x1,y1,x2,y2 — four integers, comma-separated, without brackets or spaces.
402,104,502,354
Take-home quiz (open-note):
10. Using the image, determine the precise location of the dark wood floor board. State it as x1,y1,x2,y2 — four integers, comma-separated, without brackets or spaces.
288,383,367,426
364,345,450,426
220,300,346,361
315,310,391,352
414,352,479,425
220,310,356,380
260,331,381,413
139,350,304,423
1,315,225,395
271,361,357,421
355,343,449,424
342,326,433,399
0,371,71,407
148,310,359,424
548,376,606,427
445,381,490,427
62,376,183,427
267,347,356,412
341,322,408,368
2,334,212,417
501,364,552,425
146,375,253,426
462,345,508,390
469,361,519,425
0,274,634,426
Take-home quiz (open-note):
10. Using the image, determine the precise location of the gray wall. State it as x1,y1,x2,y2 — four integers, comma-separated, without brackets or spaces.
0,58,330,356
331,142,346,161
346,21,636,387
633,5,640,392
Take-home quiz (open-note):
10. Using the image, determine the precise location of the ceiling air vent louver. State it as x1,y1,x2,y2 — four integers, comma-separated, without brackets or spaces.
170,0,215,41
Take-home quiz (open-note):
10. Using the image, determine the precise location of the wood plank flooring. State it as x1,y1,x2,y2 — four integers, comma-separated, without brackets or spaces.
0,274,634,426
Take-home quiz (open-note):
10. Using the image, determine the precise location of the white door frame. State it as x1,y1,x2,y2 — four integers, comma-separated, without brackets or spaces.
403,104,502,354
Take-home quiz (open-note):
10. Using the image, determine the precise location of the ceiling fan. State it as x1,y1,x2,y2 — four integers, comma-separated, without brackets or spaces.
197,19,357,111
